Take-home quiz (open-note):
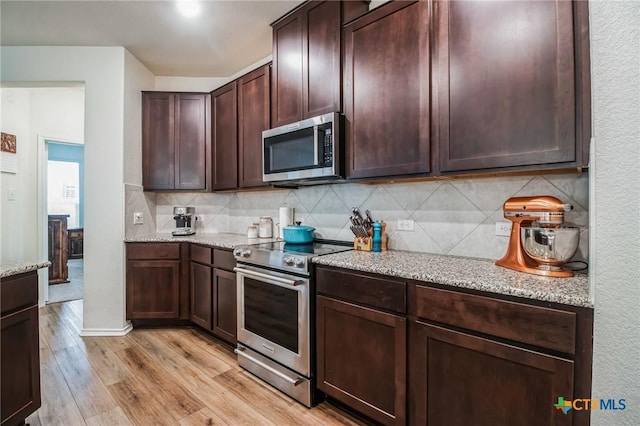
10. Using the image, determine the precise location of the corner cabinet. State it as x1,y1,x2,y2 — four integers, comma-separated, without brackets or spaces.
435,0,591,173
211,64,271,191
271,1,368,127
1,272,41,426
343,1,431,180
126,243,189,321
142,92,211,191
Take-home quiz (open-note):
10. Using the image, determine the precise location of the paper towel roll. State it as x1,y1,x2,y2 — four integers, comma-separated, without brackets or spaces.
278,206,294,239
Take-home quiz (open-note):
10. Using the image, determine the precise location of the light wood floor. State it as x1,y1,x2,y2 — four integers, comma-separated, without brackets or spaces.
27,300,365,425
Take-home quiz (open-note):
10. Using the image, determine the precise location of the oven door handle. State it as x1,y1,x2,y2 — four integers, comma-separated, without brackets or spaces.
233,267,305,287
235,347,303,386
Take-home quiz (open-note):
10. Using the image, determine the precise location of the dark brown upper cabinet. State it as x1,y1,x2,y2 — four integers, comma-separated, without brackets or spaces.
142,92,211,191
435,0,591,174
238,65,271,189
211,82,238,190
343,1,431,180
271,1,368,128
211,64,271,191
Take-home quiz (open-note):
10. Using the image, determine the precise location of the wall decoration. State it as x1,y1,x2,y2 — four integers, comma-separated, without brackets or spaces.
1,132,18,173
1,132,17,153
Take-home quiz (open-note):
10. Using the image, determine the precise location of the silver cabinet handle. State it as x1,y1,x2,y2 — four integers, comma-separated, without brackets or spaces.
313,125,319,166
233,267,305,287
234,347,303,386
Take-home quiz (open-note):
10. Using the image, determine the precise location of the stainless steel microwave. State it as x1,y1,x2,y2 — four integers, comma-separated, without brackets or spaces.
262,112,343,185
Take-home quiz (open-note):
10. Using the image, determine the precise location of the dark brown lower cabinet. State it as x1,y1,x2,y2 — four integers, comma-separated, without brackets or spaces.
317,295,406,426
126,260,181,319
188,245,237,345
190,261,212,329
212,268,237,344
1,272,41,426
408,321,574,426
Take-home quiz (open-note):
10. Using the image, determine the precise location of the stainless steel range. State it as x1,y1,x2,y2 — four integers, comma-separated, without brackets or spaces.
232,240,352,407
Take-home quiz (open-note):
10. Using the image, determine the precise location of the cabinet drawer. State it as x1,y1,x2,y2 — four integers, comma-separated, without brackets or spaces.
127,243,180,260
1,272,38,315
191,244,212,265
213,249,235,271
412,285,576,354
316,267,406,314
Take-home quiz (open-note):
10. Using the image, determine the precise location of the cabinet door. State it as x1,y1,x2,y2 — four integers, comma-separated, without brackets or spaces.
142,92,175,190
317,295,406,426
190,262,212,329
126,260,181,319
271,9,304,127
212,268,237,345
174,93,210,190
1,306,41,425
344,1,430,179
409,321,574,426
304,0,341,118
436,0,577,172
211,82,238,190
238,65,270,189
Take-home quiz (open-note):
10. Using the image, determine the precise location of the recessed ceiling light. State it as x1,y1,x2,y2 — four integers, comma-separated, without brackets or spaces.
176,0,201,18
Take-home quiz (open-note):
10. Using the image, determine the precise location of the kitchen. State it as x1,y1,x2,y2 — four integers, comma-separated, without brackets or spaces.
1,1,638,425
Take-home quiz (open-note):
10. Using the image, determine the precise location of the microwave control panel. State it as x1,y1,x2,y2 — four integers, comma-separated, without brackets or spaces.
322,127,333,166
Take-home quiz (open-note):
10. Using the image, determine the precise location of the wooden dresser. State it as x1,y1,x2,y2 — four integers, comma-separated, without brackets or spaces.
48,215,69,284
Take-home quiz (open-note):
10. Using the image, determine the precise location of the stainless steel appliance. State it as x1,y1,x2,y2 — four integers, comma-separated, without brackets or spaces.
262,112,343,186
172,206,195,236
233,240,352,406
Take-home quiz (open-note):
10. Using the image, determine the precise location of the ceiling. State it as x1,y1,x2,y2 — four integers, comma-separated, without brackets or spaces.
0,0,303,77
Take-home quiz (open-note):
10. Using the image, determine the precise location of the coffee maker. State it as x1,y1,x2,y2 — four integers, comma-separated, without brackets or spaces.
172,207,196,236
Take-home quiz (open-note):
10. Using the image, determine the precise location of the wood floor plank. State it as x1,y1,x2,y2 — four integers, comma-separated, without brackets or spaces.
149,329,234,376
177,407,229,426
171,364,276,425
126,329,191,372
107,377,177,426
53,344,119,419
39,309,78,351
82,336,132,386
36,344,87,425
114,344,205,421
85,406,133,426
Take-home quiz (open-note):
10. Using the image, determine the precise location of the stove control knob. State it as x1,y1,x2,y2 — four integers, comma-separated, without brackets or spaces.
241,249,251,258
283,257,295,266
233,249,242,257
295,258,305,268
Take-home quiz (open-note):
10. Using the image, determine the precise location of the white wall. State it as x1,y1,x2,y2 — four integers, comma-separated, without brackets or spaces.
590,2,640,423
1,47,130,334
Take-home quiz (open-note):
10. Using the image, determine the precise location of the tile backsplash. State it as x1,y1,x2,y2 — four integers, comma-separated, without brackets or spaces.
126,172,589,262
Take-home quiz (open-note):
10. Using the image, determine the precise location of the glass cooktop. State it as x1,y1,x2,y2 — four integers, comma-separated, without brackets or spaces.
250,240,353,256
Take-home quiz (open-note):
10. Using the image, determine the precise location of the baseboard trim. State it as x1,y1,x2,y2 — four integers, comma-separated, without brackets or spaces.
80,322,133,337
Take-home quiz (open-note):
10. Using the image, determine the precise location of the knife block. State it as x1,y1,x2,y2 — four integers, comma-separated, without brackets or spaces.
353,221,387,251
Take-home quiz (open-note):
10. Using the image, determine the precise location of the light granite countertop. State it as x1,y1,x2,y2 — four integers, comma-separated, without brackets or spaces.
124,234,591,308
1,261,51,278
124,232,277,250
312,250,591,308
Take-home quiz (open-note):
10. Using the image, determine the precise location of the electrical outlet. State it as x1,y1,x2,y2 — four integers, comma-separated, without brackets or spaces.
133,212,144,225
495,221,512,237
397,219,415,231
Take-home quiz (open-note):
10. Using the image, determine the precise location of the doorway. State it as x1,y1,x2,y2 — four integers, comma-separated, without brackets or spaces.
46,140,84,304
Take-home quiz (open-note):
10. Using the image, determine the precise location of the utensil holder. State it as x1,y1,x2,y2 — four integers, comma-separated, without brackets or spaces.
353,221,388,251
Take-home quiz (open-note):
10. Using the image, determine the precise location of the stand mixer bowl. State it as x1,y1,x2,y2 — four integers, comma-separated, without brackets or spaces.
521,225,580,269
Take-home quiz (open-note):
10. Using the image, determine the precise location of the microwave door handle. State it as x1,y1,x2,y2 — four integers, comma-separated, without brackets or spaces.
313,125,319,166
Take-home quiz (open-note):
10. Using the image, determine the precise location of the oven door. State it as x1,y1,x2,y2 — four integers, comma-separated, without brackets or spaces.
234,264,310,377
